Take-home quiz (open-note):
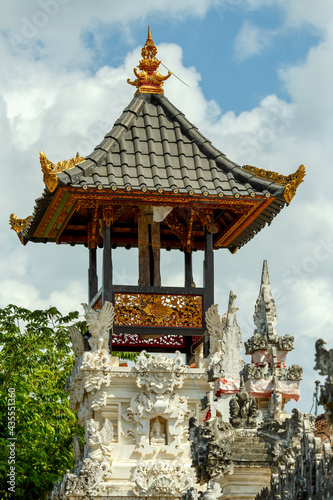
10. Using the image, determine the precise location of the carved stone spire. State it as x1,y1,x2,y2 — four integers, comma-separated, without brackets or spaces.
253,260,278,340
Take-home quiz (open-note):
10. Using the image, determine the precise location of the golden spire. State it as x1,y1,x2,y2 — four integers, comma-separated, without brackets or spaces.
127,26,171,95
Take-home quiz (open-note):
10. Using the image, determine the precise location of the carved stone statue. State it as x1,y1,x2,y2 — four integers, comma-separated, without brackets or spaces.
85,418,114,461
150,416,167,445
268,377,283,417
229,378,257,428
81,301,114,352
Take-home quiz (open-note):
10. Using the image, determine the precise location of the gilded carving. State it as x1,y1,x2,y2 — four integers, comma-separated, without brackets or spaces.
9,213,32,244
128,26,171,95
40,150,85,193
114,293,203,328
242,164,305,204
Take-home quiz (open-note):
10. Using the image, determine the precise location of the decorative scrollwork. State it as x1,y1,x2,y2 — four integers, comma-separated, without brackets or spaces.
114,293,203,328
9,213,32,243
242,164,305,204
127,26,171,95
40,150,85,192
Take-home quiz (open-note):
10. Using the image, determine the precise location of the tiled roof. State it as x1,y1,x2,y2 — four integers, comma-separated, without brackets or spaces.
57,93,285,199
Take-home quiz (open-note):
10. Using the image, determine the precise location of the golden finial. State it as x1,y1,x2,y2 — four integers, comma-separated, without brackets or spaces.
127,26,171,95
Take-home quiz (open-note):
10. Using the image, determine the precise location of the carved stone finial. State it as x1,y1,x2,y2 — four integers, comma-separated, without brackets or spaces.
127,26,171,95
206,296,243,381
253,260,278,340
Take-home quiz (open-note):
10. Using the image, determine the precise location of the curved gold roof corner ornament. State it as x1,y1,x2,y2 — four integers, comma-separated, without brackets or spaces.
127,25,171,95
40,151,85,193
283,164,306,204
242,164,306,204
9,213,32,245
40,150,58,192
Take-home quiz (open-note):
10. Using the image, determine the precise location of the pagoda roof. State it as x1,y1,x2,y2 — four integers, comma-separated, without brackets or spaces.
57,93,285,198
10,32,305,252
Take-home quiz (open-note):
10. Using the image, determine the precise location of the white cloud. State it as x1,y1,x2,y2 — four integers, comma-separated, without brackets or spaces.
234,21,276,61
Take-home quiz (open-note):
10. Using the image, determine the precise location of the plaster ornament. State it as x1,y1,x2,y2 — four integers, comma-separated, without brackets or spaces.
189,416,234,485
253,260,278,340
150,416,167,445
206,293,243,382
69,325,85,358
135,350,186,393
229,378,257,428
286,364,303,381
314,338,333,376
82,301,114,352
268,377,283,418
133,460,194,497
85,418,114,462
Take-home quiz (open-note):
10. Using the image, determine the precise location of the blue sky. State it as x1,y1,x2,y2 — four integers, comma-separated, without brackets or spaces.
1,0,333,415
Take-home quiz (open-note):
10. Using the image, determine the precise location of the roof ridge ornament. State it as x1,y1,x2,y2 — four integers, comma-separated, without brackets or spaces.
40,150,85,193
127,25,171,95
242,164,305,204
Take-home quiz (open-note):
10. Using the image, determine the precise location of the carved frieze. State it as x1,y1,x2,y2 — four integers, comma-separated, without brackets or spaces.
133,460,194,497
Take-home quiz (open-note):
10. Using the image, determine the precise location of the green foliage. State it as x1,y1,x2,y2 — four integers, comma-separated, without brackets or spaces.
0,305,84,499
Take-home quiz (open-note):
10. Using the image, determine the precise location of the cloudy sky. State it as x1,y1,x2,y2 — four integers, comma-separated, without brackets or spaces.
1,0,333,413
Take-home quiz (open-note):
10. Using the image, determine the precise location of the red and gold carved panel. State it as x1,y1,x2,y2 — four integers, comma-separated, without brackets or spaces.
112,333,185,348
114,293,203,328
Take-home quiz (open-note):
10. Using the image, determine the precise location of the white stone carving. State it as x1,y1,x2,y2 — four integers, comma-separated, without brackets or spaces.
135,350,186,393
85,418,114,461
133,460,194,497
206,292,243,380
82,301,114,352
69,325,85,358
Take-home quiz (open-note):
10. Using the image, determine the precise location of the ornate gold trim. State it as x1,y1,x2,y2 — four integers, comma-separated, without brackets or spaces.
40,151,85,193
9,214,32,244
242,164,305,204
127,26,171,94
114,292,203,328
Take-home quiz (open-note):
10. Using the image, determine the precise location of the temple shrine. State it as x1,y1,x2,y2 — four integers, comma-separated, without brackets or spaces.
9,28,314,500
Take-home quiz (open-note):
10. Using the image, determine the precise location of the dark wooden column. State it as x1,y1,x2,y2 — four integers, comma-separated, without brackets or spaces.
102,222,113,305
184,250,193,288
203,229,214,357
88,246,98,304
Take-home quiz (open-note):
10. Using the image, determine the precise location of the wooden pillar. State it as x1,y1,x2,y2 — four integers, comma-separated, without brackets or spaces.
184,250,193,288
138,206,161,287
88,246,98,304
102,222,113,305
204,229,214,357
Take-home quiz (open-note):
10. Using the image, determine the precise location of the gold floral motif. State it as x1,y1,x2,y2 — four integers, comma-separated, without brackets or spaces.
114,293,203,328
40,151,85,193
242,164,305,204
127,26,171,95
9,213,32,244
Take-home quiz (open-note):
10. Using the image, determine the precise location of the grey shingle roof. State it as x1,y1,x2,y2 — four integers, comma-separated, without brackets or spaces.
57,93,285,199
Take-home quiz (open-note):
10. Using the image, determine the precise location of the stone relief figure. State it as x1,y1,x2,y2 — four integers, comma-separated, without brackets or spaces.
229,378,257,428
85,418,114,461
268,377,283,418
150,416,167,445
82,301,114,352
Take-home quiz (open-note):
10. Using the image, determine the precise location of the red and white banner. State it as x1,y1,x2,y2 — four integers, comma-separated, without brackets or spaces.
245,379,300,401
215,378,240,396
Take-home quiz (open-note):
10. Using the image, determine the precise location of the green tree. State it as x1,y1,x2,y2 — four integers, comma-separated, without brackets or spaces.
0,305,85,499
